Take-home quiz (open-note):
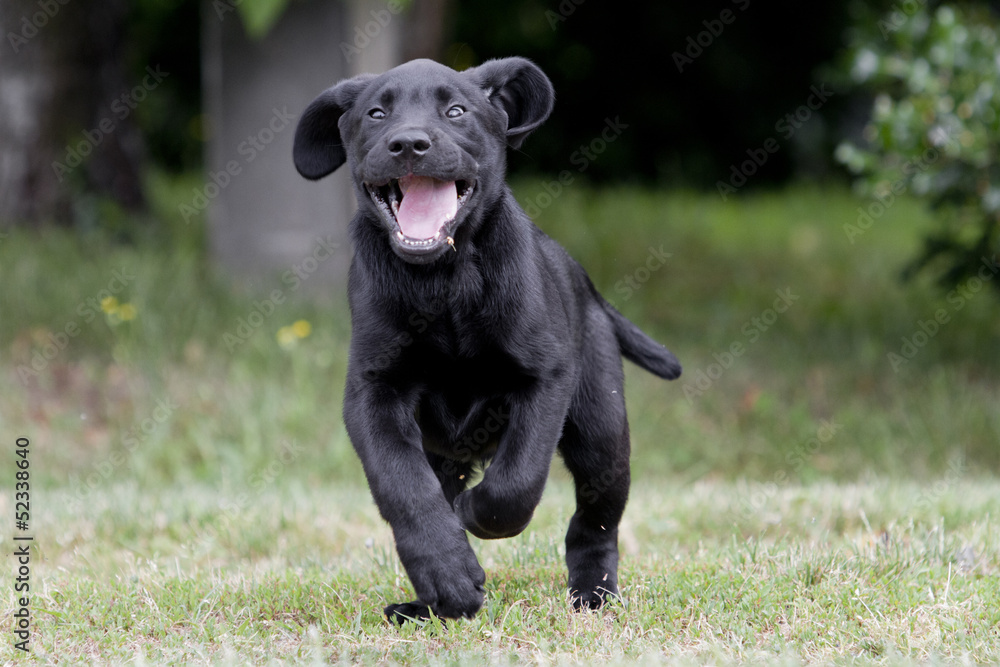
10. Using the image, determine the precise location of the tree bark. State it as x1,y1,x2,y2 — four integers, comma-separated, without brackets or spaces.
0,0,144,228
401,0,451,62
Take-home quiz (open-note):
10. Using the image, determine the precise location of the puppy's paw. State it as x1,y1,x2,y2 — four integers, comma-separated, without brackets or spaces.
570,583,620,611
418,559,485,619
397,536,486,620
568,565,620,611
384,601,433,625
386,579,483,624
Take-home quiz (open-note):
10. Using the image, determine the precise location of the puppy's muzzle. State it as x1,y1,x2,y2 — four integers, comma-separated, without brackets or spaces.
387,129,432,160
366,177,475,248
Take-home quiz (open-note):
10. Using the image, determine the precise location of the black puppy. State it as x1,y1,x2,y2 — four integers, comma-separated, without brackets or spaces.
293,58,681,623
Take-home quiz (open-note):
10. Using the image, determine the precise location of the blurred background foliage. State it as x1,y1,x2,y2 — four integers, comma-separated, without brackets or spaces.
90,0,1000,287
4,183,999,489
130,0,867,182
836,3,1000,291
3,0,999,488
126,0,203,173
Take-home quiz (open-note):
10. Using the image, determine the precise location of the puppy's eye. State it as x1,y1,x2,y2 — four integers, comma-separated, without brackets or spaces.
446,105,465,119
368,108,386,120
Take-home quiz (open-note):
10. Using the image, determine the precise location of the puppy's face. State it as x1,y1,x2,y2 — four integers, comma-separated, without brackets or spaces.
342,61,499,262
294,58,554,264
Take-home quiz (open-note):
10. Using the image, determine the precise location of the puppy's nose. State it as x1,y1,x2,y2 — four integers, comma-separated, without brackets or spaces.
387,130,432,158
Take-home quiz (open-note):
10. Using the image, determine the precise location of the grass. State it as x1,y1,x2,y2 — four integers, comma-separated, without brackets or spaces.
1,180,999,663
4,480,999,663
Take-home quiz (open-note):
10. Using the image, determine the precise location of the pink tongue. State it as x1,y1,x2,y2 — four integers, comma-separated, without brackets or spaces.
397,175,457,239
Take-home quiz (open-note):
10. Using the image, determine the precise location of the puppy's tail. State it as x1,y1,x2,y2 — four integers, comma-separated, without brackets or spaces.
601,300,682,380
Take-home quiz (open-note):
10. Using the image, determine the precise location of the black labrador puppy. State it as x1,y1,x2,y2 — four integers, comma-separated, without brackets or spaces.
293,58,681,623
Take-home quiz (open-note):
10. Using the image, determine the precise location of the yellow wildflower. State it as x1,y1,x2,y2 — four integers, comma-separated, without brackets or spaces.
118,303,137,321
276,326,298,348
291,320,312,339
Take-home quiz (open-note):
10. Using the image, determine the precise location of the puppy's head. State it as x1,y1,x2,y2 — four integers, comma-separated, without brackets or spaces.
293,58,554,264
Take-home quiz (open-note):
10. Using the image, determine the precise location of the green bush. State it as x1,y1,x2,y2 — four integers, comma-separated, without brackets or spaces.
835,3,1000,290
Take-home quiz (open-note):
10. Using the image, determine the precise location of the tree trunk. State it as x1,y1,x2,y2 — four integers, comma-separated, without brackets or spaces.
401,0,451,62
0,0,144,228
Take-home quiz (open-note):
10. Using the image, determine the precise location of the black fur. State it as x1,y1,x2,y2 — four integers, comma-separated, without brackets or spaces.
293,58,681,623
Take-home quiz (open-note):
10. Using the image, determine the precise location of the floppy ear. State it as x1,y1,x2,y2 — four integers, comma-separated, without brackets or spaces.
467,57,555,149
293,74,375,180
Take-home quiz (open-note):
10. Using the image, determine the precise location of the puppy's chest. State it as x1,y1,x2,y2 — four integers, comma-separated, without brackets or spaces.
405,297,502,359
411,345,527,456
414,340,528,396
416,390,508,461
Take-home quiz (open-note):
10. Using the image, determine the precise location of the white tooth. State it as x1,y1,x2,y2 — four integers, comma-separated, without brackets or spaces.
396,231,404,240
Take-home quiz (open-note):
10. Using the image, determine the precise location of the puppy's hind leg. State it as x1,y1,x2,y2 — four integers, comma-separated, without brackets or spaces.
558,360,631,610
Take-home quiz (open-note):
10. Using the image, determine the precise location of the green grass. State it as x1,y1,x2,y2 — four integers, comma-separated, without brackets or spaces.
3,480,998,663
2,182,999,663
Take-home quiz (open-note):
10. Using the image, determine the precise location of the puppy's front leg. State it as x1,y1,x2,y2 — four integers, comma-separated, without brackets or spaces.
343,380,485,622
453,384,571,540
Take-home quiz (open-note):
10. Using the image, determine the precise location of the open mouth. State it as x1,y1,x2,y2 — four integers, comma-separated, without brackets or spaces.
366,175,475,253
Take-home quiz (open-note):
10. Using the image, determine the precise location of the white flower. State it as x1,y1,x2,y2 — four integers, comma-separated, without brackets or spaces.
852,49,879,83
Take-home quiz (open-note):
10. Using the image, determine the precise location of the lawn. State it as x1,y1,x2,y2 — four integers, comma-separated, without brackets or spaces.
7,480,1000,663
1,181,998,663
